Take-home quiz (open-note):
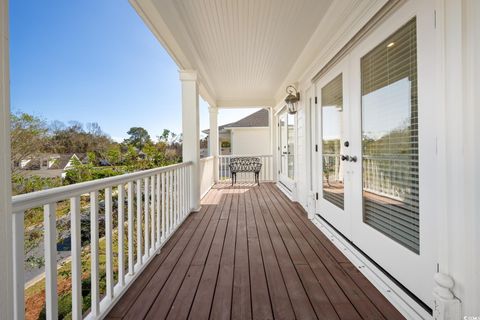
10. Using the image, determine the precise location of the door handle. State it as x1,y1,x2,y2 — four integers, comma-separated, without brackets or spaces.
349,156,357,162
341,155,350,161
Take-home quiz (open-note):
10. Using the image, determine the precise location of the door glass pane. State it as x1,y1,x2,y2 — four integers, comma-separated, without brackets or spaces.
361,18,419,253
287,113,295,179
321,74,344,209
280,114,287,175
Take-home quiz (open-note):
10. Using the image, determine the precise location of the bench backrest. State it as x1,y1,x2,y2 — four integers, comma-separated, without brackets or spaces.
229,157,262,172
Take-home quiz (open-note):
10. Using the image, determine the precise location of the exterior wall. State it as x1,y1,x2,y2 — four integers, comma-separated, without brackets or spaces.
295,104,307,207
230,127,270,155
274,0,480,316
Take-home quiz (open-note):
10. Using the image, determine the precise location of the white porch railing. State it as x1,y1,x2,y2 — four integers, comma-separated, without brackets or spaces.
218,155,273,182
12,162,192,320
199,156,215,198
362,156,417,201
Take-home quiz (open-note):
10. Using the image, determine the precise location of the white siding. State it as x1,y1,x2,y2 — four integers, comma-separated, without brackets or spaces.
230,128,270,155
296,106,307,207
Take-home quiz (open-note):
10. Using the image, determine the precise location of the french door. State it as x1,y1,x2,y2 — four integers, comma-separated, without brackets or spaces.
315,62,352,239
278,110,295,190
315,1,437,307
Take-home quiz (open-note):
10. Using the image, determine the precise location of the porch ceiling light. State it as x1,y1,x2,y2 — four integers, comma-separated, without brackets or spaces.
285,85,300,115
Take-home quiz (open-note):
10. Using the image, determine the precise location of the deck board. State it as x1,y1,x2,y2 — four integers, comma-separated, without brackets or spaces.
106,183,405,320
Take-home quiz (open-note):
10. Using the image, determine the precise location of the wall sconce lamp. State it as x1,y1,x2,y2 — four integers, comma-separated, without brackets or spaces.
285,85,300,115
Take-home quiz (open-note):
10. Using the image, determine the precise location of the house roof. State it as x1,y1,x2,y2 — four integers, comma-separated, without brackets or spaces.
203,109,269,134
49,154,79,170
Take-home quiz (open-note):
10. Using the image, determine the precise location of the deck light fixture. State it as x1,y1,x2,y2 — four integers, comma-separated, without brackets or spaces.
285,85,300,114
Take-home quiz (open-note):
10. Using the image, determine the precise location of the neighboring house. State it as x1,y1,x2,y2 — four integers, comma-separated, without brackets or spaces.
18,153,84,178
203,108,270,155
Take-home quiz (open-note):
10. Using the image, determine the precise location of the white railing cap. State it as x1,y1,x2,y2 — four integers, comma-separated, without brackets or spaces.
219,154,273,157
12,161,193,213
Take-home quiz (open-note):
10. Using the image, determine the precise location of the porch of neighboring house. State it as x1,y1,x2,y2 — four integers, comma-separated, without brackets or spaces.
106,183,404,320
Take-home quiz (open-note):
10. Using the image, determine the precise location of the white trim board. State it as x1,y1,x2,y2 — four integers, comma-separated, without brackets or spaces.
312,215,433,320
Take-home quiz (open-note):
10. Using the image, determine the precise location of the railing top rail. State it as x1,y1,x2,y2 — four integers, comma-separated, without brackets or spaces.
219,154,273,158
12,161,193,213
200,156,214,161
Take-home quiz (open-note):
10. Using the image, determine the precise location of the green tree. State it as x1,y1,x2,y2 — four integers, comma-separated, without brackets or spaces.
105,145,122,165
124,145,138,165
10,112,48,173
124,127,151,149
158,129,171,142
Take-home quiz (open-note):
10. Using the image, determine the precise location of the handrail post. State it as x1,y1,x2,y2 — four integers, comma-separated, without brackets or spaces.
209,106,219,183
180,70,201,212
0,0,14,318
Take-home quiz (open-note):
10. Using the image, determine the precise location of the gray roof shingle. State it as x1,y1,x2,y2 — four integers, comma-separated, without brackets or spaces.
203,109,269,134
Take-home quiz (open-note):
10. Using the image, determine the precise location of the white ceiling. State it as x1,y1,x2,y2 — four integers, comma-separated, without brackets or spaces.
135,0,333,107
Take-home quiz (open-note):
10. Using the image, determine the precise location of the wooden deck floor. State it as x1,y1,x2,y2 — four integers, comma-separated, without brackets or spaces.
106,183,404,320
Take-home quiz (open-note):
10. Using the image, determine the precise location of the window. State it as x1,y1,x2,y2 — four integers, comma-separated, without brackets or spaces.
361,18,420,253
321,74,344,209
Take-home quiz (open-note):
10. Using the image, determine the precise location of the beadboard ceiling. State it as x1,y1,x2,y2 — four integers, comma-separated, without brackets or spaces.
131,0,360,106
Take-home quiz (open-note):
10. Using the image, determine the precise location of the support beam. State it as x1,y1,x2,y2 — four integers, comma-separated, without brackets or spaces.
208,106,219,182
0,0,13,319
180,70,201,211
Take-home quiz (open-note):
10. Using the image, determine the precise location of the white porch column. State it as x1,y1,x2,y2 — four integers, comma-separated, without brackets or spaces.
180,70,201,211
208,106,219,182
0,0,13,319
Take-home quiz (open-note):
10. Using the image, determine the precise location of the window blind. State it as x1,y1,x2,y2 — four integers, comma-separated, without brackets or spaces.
361,18,419,253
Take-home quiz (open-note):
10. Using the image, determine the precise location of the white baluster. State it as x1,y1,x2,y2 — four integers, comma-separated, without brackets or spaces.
156,174,161,248
44,203,58,320
166,171,170,236
70,196,82,320
136,179,142,265
179,168,183,219
174,169,177,224
150,176,155,253
169,170,173,232
182,166,186,217
144,177,149,257
161,172,166,241
127,181,134,275
117,184,125,286
105,187,114,300
90,191,100,317
13,211,25,320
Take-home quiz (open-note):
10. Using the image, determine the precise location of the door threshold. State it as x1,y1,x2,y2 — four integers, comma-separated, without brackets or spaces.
313,214,433,320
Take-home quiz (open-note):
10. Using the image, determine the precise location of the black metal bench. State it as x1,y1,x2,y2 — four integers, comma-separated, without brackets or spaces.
229,157,262,185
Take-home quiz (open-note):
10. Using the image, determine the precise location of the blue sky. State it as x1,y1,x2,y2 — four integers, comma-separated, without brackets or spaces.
10,0,257,142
